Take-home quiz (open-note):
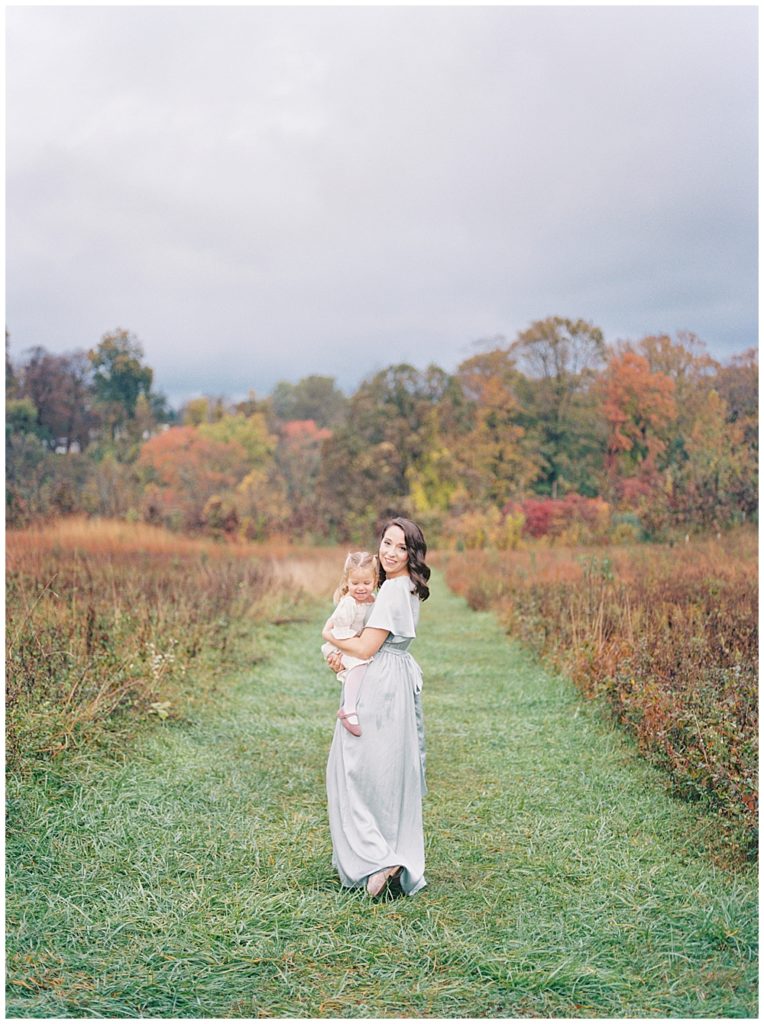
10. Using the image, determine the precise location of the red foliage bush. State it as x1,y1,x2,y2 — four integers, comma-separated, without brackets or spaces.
504,494,610,540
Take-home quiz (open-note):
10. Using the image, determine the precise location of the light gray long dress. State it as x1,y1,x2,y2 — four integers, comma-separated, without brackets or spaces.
326,575,427,896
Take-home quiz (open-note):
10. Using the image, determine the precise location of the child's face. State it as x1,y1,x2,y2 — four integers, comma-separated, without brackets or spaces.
347,569,375,602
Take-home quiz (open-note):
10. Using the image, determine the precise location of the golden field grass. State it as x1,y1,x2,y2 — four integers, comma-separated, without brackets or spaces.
6,518,345,770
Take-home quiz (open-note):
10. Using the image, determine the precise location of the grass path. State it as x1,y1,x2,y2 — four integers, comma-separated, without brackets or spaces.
6,573,757,1018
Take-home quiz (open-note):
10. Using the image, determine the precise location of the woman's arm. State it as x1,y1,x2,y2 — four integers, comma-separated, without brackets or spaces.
321,624,389,660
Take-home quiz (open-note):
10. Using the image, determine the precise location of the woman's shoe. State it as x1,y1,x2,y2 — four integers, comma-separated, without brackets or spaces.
366,865,402,897
337,709,362,736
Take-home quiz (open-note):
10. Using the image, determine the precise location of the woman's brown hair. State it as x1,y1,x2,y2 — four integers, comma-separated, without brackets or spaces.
377,517,430,601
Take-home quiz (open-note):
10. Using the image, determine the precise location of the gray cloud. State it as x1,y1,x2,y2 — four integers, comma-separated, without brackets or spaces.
6,5,757,406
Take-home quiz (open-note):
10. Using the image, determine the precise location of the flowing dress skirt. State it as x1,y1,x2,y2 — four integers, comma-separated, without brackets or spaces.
326,644,427,895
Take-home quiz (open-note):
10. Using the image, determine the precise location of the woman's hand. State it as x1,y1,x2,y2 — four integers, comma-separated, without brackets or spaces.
326,651,344,673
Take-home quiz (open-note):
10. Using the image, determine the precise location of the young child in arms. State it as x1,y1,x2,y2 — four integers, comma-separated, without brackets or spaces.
321,551,377,736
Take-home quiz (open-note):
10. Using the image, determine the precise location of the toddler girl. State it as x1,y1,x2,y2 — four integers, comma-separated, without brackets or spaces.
321,551,377,736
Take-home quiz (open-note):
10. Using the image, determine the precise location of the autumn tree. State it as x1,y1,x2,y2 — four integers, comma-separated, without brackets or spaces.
136,426,250,530
316,364,459,538
17,347,95,452
88,329,154,443
453,346,537,507
632,335,757,526
182,397,211,427
714,347,758,520
198,409,276,464
316,427,401,541
510,317,606,497
634,333,717,458
271,375,348,428
672,390,751,527
180,395,227,426
235,465,290,539
232,390,271,420
275,419,333,536
714,347,758,451
600,348,677,493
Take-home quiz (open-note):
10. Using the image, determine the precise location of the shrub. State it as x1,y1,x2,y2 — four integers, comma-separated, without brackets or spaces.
502,494,611,543
5,519,284,771
440,529,758,856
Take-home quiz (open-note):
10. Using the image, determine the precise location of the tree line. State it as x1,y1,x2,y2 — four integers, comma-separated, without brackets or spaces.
5,318,757,544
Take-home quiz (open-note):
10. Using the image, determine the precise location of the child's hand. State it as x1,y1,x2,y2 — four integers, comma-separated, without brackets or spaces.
322,623,336,642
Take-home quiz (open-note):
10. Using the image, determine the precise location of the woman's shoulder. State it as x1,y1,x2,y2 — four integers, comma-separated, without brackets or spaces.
376,576,416,608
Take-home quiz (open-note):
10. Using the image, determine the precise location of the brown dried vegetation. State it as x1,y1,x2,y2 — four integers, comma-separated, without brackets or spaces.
6,518,339,770
439,529,758,855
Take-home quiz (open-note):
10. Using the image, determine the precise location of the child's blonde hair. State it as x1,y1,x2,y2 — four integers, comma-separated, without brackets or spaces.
334,551,379,604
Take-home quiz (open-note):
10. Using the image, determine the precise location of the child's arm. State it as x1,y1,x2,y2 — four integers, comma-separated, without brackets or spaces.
325,596,359,640
321,625,389,661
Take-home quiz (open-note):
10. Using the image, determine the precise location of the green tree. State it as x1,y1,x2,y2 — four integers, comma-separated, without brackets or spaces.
510,317,606,497
198,411,276,465
673,390,752,527
88,329,153,442
270,375,348,428
6,330,18,398
5,398,41,439
316,364,457,538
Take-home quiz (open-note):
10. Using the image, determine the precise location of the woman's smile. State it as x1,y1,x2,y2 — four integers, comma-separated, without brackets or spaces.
380,525,409,577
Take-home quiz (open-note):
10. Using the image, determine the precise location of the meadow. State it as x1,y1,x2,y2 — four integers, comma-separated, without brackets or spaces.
5,518,759,1016
437,528,758,857
5,536,758,1017
5,518,341,773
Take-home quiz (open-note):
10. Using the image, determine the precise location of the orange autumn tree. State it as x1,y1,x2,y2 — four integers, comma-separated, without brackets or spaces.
601,348,677,500
274,419,333,536
137,426,249,531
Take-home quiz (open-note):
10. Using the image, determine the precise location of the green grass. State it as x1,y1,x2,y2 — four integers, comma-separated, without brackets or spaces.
5,572,758,1017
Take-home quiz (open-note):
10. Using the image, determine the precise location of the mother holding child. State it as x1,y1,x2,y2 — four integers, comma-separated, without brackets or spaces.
322,517,431,899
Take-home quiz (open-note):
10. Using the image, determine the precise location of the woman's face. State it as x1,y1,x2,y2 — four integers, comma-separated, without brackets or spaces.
379,525,409,578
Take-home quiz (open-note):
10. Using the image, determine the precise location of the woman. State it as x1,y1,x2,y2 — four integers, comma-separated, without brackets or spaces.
323,517,430,898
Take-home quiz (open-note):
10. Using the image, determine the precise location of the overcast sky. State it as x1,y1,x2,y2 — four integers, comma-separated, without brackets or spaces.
6,4,758,407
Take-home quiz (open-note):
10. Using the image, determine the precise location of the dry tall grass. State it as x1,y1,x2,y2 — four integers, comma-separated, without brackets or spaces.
438,529,758,854
6,519,343,770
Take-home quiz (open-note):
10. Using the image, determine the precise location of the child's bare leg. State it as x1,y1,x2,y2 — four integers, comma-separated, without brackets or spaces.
338,663,367,736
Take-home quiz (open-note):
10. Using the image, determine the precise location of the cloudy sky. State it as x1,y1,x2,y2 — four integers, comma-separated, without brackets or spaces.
6,4,757,407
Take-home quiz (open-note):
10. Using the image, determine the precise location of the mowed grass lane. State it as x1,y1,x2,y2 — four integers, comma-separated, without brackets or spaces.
6,572,757,1017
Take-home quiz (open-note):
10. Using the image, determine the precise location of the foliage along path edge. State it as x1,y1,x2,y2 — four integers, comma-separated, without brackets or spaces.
5,571,758,1018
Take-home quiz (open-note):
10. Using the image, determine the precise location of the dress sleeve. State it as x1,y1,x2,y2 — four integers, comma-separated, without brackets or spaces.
330,595,360,640
364,579,417,637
